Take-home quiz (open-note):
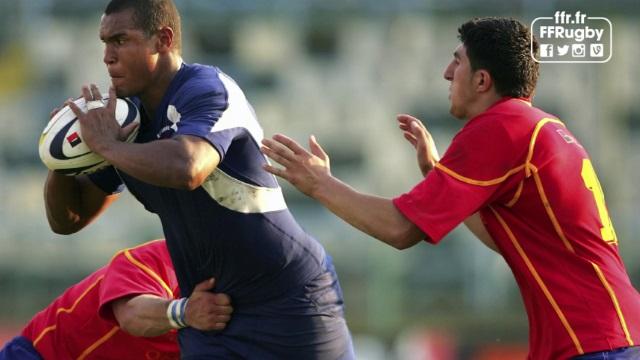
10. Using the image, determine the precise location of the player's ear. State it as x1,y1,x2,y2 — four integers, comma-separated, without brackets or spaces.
156,26,174,52
475,69,493,93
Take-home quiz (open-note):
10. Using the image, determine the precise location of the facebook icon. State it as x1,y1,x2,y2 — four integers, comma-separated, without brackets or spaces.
540,44,554,57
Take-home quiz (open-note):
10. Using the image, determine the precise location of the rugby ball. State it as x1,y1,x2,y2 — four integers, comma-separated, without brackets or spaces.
38,97,140,176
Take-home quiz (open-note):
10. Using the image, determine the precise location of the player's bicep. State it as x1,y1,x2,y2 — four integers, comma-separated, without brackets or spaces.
77,175,120,218
109,295,137,325
173,134,221,180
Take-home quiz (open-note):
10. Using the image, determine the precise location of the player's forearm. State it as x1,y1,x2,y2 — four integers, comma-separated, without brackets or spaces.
113,295,174,337
44,172,102,234
44,172,118,234
312,176,424,249
44,171,83,233
94,136,217,190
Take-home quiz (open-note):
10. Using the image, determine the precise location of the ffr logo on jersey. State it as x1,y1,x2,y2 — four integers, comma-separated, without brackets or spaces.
531,11,612,63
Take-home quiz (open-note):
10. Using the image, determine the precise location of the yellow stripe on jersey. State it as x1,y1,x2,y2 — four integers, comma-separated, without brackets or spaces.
76,326,119,360
530,167,576,253
490,207,584,355
32,325,56,347
525,118,565,177
591,262,635,346
505,180,524,207
123,250,174,298
434,163,526,186
108,239,166,263
434,117,565,187
33,275,105,347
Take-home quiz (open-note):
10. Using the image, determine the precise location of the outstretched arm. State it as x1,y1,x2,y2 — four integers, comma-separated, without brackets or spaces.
112,278,233,337
261,134,424,250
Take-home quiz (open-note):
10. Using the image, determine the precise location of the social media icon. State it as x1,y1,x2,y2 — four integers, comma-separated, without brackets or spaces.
557,45,570,56
572,44,586,57
590,44,604,57
540,44,554,57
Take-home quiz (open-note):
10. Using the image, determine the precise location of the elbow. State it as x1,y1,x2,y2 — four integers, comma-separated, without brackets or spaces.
116,313,149,337
390,240,413,251
51,227,77,235
47,219,83,235
387,224,423,250
173,160,211,191
389,237,415,250
175,170,208,191
118,320,140,337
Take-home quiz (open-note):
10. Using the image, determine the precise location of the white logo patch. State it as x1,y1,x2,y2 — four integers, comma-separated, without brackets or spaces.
158,105,182,138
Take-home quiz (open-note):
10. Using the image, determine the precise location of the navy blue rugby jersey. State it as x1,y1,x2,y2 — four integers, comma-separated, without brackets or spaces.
90,63,326,304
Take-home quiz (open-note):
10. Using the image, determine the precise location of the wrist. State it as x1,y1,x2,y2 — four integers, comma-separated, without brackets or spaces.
166,298,189,329
91,137,119,159
312,175,340,203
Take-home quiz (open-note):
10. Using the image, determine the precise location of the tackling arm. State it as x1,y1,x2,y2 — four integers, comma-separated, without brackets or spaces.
112,278,233,337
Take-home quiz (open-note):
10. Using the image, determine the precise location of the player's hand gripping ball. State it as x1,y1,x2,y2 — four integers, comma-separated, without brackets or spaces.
38,97,140,175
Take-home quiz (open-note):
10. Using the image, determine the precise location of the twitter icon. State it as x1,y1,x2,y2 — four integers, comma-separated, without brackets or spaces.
557,45,570,56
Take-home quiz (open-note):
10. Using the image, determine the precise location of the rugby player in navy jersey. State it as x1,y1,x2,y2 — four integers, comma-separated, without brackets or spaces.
43,0,355,358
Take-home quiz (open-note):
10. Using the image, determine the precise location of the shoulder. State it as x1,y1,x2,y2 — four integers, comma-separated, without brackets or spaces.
179,64,227,96
170,64,234,111
119,239,172,266
103,239,177,297
440,99,547,178
458,98,549,144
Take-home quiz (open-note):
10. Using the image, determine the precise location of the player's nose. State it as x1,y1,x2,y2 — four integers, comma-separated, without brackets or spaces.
103,44,117,66
443,61,454,81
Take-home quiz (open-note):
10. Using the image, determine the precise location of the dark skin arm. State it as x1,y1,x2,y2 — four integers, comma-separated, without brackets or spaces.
44,168,118,235
67,85,220,191
44,84,219,234
43,96,120,234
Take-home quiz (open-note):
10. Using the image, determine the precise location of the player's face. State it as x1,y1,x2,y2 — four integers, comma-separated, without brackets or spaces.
443,45,477,120
100,9,159,98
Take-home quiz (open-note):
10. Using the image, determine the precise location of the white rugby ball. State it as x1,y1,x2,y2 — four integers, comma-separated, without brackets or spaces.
38,97,140,176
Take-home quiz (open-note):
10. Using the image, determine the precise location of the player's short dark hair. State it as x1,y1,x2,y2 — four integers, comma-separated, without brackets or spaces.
105,0,182,52
458,17,539,98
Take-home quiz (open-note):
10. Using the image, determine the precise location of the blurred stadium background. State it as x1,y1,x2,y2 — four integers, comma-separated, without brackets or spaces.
0,0,639,358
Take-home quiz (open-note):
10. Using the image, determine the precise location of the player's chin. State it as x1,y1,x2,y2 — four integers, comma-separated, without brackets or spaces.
449,105,464,120
111,84,132,98
110,79,130,96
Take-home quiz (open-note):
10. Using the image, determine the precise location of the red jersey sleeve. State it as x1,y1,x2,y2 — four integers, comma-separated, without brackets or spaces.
393,112,528,243
98,240,179,323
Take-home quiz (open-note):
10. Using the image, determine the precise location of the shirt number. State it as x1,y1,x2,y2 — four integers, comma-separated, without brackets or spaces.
581,159,618,244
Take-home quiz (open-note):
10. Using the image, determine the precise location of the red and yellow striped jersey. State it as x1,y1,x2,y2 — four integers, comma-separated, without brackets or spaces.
21,239,180,359
394,97,640,359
